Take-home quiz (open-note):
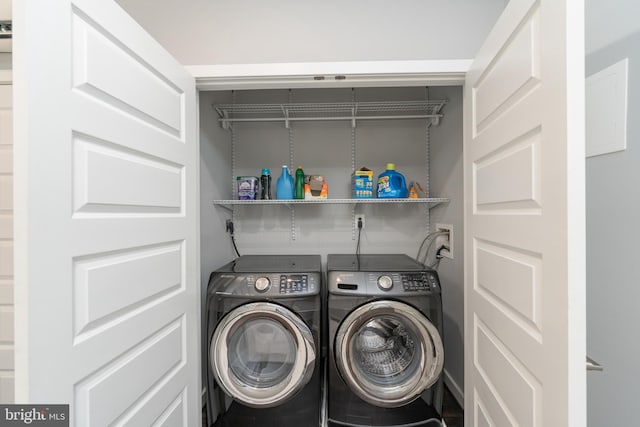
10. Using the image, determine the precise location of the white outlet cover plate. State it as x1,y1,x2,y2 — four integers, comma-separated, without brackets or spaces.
435,223,453,260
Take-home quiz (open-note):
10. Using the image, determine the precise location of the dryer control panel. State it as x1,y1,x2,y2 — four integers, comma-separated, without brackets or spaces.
246,273,320,296
400,272,439,292
211,272,321,297
366,271,439,293
328,270,440,296
278,274,311,294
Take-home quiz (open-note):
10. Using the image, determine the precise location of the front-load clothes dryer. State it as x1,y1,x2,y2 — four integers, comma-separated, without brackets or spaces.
327,254,445,427
206,255,322,427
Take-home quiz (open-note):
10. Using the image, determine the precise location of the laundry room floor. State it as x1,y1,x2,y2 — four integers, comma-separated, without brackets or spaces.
202,385,464,426
442,385,464,427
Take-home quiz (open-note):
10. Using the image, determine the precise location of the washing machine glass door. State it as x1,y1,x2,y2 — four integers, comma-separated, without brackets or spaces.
335,300,444,408
211,302,316,408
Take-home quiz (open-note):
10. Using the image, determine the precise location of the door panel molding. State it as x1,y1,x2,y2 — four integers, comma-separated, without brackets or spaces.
13,1,199,424
464,0,585,426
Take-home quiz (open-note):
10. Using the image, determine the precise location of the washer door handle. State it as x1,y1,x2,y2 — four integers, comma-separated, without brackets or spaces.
586,356,603,372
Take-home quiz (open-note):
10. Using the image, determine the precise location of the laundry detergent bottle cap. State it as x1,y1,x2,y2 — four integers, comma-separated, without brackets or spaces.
276,165,294,200
376,163,408,198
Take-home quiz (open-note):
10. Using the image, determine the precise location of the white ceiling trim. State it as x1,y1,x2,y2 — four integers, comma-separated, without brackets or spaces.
187,60,471,90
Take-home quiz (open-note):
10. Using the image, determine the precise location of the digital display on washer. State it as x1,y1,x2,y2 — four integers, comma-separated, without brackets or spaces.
279,274,309,294
402,272,438,292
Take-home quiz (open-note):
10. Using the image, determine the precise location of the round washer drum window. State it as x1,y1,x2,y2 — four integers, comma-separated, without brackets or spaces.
227,317,297,388
335,300,444,408
211,302,317,408
351,315,422,387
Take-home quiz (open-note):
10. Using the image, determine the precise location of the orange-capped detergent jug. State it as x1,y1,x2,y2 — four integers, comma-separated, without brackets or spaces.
376,163,408,198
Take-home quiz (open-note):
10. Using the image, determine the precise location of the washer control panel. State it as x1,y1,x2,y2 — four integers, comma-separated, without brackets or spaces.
366,272,438,293
401,272,438,292
278,274,310,294
327,270,440,295
234,273,319,296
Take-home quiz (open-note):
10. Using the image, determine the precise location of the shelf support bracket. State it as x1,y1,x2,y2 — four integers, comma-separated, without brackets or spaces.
351,204,357,240
214,204,234,214
282,105,290,129
221,110,231,130
276,203,297,240
286,205,296,241
431,103,444,127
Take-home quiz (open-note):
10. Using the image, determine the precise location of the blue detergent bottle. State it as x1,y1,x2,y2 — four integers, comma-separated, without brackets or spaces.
276,165,295,199
376,163,408,198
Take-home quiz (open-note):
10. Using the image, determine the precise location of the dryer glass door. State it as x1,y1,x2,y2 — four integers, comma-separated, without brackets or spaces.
211,302,316,408
335,300,444,407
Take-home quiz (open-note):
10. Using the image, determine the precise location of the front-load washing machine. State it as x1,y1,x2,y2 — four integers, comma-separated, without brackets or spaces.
327,254,445,427
206,255,322,427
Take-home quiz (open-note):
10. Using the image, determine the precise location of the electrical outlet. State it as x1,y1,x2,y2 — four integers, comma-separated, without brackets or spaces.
435,223,453,259
355,215,365,230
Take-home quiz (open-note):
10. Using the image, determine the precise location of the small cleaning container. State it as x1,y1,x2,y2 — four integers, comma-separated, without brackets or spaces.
352,167,374,199
237,176,258,200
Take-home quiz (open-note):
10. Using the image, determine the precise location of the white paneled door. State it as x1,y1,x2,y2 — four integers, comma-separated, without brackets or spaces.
464,0,585,426
0,78,13,403
13,1,199,426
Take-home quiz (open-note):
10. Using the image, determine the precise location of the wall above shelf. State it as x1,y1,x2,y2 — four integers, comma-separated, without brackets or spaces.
213,100,447,129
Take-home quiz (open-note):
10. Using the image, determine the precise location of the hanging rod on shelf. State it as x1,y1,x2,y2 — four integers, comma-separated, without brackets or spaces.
219,114,442,124
213,100,446,129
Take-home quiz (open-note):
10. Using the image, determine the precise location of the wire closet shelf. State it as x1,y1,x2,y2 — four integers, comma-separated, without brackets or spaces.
212,198,449,209
214,100,447,129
